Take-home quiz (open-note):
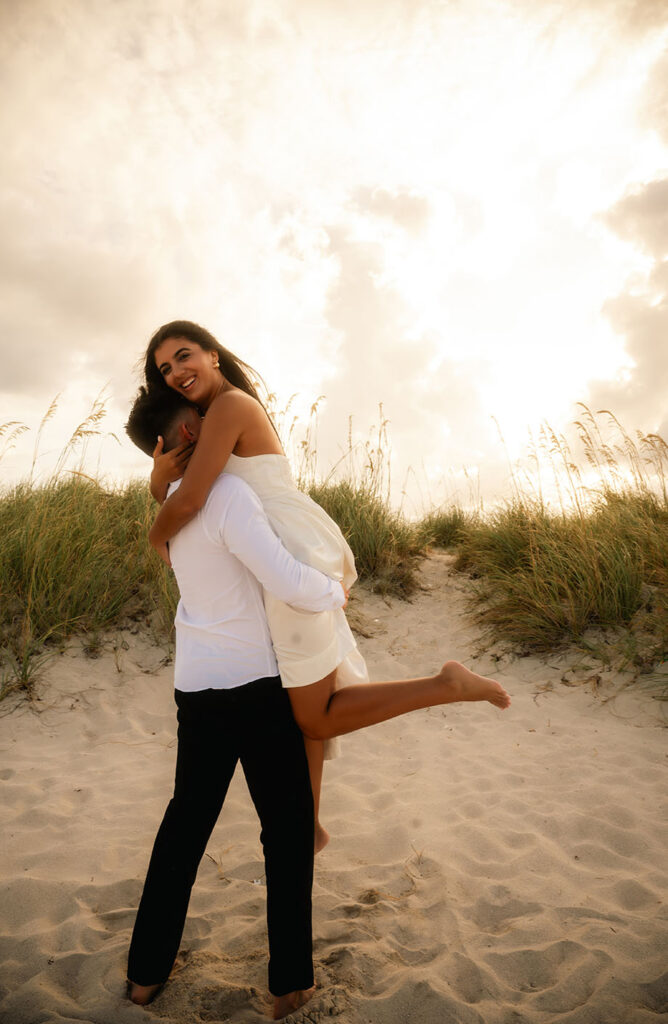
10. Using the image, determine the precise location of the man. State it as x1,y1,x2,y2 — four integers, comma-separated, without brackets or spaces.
125,387,346,1020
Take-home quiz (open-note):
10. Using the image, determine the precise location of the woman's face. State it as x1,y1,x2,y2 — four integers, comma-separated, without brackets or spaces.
154,336,220,408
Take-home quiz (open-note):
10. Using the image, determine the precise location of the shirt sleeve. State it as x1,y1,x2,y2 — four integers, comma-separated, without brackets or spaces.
207,477,346,612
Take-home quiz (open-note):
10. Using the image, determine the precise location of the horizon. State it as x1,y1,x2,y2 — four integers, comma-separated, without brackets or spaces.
1,392,665,518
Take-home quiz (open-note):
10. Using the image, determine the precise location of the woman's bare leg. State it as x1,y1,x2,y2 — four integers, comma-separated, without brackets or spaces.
302,736,330,854
288,661,510,742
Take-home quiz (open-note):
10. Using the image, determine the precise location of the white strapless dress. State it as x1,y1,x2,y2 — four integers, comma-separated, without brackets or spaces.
223,454,369,757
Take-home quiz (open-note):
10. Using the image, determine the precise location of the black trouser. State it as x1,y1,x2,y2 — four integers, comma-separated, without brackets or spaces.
127,676,315,997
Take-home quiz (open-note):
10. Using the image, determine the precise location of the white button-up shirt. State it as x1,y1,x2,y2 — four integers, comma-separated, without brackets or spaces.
167,473,345,692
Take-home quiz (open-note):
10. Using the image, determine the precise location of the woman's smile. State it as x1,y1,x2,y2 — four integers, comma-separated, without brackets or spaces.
154,337,219,405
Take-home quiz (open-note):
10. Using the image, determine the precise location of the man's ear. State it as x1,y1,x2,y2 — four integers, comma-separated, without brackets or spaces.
178,421,197,443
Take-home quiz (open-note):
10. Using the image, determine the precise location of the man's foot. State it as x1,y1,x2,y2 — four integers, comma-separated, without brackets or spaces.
438,661,511,709
314,822,330,855
127,980,165,1006
273,985,316,1020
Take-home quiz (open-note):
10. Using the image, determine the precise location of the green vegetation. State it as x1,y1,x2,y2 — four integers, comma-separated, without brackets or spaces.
0,477,177,700
415,506,475,550
307,479,422,596
438,411,668,687
0,400,666,699
453,490,666,664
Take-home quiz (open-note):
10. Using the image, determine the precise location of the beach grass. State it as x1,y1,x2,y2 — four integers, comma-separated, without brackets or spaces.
448,411,667,682
1,401,666,697
454,492,666,652
0,476,177,699
414,506,476,550
293,404,426,594
307,478,423,595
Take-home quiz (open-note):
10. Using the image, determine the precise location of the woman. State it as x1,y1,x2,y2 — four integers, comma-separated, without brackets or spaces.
143,321,511,847
145,319,367,852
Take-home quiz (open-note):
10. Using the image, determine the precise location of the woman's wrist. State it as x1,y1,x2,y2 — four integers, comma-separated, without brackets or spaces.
150,467,169,504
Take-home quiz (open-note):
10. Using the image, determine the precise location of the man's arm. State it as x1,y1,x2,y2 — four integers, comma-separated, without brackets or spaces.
208,477,346,613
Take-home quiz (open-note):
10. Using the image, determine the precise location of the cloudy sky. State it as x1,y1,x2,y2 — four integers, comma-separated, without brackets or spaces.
1,0,666,509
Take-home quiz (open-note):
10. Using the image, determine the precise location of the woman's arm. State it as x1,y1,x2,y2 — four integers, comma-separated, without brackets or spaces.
148,392,249,549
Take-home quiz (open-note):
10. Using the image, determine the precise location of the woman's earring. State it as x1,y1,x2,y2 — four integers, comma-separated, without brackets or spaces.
213,360,220,368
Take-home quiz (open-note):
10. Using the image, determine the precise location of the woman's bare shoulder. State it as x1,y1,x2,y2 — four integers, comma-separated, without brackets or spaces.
206,387,263,422
204,386,281,455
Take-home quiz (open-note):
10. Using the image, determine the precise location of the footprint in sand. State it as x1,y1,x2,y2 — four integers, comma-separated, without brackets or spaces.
446,951,498,1004
469,893,542,934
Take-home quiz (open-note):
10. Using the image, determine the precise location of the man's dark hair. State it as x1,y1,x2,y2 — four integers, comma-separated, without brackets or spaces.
126,386,197,457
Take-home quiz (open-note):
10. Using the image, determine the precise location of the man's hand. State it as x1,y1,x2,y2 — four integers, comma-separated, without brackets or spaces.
150,436,194,503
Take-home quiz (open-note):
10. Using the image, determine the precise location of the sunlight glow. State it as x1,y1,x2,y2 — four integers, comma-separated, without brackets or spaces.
2,1,667,505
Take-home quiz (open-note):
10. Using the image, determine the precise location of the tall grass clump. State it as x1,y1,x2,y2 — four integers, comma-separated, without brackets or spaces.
415,506,478,550
0,399,178,698
308,478,423,595
452,407,668,674
290,406,425,595
0,476,177,697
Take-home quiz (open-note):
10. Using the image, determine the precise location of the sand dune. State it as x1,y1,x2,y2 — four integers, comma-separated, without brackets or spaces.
1,552,666,1023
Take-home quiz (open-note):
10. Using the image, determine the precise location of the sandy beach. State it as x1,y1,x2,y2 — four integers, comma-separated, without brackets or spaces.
1,551,666,1024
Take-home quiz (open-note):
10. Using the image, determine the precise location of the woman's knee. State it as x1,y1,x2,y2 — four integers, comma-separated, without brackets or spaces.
294,713,331,742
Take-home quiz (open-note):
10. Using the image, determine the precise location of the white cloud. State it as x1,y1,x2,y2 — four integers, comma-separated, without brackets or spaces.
585,180,668,438
1,0,667,505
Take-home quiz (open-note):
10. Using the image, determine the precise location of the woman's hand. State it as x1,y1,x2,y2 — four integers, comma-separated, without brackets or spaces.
150,436,195,504
149,530,172,567
341,585,350,609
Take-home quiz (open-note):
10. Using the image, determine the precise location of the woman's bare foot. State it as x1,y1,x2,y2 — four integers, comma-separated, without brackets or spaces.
127,980,164,1005
273,985,316,1019
314,822,330,855
438,661,511,709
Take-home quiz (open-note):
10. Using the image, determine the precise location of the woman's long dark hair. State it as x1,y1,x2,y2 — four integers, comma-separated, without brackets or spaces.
144,320,268,406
